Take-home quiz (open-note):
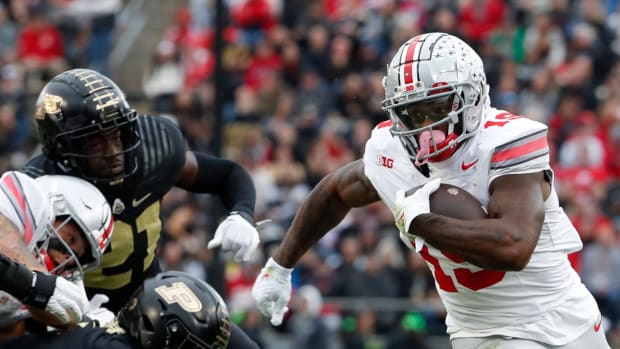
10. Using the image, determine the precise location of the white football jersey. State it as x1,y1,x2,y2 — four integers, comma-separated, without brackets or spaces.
0,171,52,324
363,108,599,345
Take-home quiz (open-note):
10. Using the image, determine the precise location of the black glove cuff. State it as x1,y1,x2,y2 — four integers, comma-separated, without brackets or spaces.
22,271,57,309
230,210,254,225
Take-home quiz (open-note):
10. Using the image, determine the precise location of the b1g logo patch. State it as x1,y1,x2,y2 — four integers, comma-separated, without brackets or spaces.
377,155,394,168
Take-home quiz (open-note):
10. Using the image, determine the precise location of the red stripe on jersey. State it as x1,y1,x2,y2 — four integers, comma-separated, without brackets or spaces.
376,120,392,129
491,135,548,163
403,36,422,90
1,175,33,243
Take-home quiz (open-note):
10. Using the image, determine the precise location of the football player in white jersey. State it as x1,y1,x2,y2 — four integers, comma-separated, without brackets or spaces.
0,171,113,336
252,32,611,348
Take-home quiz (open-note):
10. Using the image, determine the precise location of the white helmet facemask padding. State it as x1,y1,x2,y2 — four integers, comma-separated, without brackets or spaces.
381,32,490,164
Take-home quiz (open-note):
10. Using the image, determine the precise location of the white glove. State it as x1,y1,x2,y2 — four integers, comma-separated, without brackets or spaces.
45,276,89,325
395,178,441,252
85,294,115,326
207,213,261,262
252,257,292,326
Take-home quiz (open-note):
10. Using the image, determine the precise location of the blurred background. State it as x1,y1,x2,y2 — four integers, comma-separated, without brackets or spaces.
1,0,620,348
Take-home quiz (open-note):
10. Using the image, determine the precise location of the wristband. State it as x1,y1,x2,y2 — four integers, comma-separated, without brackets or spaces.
229,210,254,224
0,253,34,301
22,271,56,309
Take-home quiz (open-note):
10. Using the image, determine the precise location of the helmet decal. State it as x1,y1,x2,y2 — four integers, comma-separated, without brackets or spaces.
154,282,203,313
35,94,64,121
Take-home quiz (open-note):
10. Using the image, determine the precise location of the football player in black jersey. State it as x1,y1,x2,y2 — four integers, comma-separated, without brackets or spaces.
0,270,259,349
18,69,261,347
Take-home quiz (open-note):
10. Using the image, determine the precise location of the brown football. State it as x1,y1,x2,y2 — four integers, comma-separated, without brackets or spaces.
429,183,487,219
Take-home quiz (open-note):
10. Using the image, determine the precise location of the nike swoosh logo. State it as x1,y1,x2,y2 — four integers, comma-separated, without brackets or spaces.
594,316,603,332
132,193,152,207
461,159,479,171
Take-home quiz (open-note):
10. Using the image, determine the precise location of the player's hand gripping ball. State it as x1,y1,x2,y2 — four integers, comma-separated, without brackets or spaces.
396,181,487,251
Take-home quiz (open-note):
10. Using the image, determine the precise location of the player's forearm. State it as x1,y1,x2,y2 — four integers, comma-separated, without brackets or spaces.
0,253,80,329
411,214,536,270
0,214,45,271
274,175,351,268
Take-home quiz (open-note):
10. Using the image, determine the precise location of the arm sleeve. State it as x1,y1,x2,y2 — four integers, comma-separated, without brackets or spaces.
0,252,33,300
227,322,261,349
191,152,256,221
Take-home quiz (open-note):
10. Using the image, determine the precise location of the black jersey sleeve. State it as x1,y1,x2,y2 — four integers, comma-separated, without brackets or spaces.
0,326,134,349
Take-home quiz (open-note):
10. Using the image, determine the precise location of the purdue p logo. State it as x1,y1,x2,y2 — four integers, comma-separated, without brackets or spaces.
35,94,64,120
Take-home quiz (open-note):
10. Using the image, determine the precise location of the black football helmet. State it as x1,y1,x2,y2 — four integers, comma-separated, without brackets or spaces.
33,68,140,184
117,271,232,349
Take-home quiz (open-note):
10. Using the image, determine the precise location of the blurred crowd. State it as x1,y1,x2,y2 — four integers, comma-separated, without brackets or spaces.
1,0,620,348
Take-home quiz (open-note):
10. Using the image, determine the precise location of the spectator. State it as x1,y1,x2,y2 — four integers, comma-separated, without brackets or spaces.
521,9,566,83
231,0,278,48
289,285,331,349
0,4,17,56
581,219,620,326
386,311,429,349
52,0,121,75
142,40,184,113
458,0,506,49
17,5,66,83
557,111,607,168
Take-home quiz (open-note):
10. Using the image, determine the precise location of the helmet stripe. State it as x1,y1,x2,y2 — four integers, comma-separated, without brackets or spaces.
1,174,36,244
402,35,424,90
99,214,114,249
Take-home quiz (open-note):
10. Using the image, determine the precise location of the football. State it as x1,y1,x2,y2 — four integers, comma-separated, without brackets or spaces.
429,183,487,219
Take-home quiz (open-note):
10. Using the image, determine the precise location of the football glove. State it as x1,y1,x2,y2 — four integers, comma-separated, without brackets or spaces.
207,212,261,262
395,178,441,252
40,274,89,325
85,294,115,326
252,257,292,326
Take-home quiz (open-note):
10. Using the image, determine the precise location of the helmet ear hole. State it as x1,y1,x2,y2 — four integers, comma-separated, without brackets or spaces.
475,83,482,105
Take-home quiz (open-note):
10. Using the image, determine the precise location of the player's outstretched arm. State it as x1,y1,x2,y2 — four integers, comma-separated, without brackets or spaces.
274,159,381,267
176,150,260,261
410,172,548,270
0,253,88,329
253,160,380,325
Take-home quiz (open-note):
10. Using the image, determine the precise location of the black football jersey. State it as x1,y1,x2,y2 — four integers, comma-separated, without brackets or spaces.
20,115,186,312
0,322,134,349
